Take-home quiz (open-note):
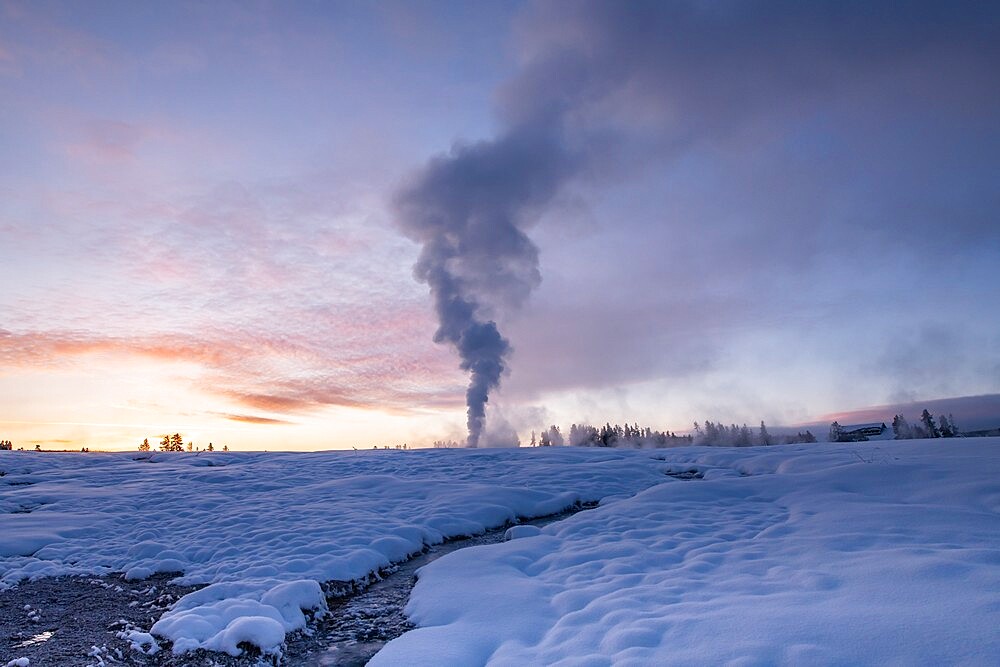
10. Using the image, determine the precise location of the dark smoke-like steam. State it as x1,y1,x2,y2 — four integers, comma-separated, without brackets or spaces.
395,124,576,446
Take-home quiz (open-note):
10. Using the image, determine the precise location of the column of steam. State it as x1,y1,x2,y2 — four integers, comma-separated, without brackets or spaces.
394,126,574,447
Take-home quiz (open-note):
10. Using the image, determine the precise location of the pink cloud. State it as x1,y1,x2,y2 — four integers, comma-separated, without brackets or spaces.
221,388,364,413
0,327,462,416
218,413,295,425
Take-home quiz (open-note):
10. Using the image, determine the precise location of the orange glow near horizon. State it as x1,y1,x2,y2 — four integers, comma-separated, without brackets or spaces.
0,342,466,451
0,404,465,452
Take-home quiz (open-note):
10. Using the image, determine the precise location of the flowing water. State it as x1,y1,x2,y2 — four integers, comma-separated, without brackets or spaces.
0,507,594,666
286,504,597,666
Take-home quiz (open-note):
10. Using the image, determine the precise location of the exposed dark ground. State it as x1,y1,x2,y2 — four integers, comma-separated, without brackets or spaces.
0,506,595,667
0,572,208,666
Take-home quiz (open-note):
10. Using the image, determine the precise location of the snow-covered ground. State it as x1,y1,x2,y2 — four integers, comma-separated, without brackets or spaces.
376,439,1000,665
2,439,998,664
0,447,666,658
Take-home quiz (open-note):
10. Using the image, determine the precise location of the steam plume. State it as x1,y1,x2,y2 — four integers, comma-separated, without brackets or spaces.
395,123,575,446
392,0,1000,447
396,0,994,446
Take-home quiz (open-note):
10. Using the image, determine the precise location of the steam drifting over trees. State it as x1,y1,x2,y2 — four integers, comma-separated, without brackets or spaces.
566,423,693,448
891,410,961,440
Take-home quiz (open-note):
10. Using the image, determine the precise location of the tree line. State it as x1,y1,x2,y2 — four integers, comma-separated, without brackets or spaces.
0,437,231,452
430,419,817,450
556,420,816,448
693,421,817,446
524,421,813,448
828,409,963,442
137,434,229,452
891,410,959,439
562,423,695,448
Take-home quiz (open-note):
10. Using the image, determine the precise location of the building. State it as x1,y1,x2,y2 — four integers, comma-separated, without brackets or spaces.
839,423,889,442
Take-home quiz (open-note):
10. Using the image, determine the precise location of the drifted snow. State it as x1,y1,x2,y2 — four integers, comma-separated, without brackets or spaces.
2,441,998,663
149,579,326,655
0,447,667,655
372,438,1000,666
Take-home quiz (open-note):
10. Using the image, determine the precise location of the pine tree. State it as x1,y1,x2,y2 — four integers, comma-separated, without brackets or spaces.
207,442,214,452
222,444,229,452
758,421,772,446
169,433,183,451
160,435,171,451
704,421,719,444
139,438,150,452
920,410,940,438
600,423,613,447
829,421,843,443
938,415,953,438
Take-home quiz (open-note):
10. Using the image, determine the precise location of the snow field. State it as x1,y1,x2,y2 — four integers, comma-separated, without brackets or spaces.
0,447,668,656
372,439,1000,666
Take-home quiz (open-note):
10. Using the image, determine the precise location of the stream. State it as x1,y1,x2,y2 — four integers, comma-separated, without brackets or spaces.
0,505,595,666
2,472,701,666
285,504,597,666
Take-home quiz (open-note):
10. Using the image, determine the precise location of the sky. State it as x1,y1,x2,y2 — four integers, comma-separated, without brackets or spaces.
1,0,998,451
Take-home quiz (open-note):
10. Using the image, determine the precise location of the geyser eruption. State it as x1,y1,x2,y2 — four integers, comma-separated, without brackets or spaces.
395,125,575,446
414,258,509,448
393,0,1000,446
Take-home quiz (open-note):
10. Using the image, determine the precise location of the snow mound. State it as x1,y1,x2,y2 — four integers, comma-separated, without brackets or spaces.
151,579,326,656
372,438,1000,666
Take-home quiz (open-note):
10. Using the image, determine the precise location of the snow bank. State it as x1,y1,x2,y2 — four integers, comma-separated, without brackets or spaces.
150,579,326,655
0,447,666,655
372,438,1000,666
